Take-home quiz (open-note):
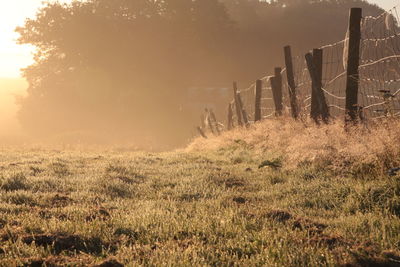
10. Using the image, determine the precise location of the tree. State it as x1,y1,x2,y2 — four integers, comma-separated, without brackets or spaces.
17,0,233,148
16,0,383,148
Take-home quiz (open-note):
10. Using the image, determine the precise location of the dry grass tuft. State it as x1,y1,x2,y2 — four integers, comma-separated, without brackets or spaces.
188,118,400,174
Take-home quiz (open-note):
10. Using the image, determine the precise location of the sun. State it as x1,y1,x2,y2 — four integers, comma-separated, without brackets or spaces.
0,0,72,78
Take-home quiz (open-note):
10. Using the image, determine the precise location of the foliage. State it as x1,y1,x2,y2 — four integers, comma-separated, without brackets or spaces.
16,0,383,147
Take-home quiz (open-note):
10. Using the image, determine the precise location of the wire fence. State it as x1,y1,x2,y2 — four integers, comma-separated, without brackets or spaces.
198,6,400,137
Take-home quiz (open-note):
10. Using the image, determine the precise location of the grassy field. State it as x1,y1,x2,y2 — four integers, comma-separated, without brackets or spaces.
0,120,400,266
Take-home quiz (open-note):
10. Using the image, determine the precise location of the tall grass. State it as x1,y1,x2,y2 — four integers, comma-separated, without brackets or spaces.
188,118,400,174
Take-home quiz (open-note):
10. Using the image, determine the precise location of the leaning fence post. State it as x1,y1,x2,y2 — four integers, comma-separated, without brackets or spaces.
237,92,250,126
206,109,216,135
313,49,329,122
314,49,330,123
345,7,362,124
210,109,220,135
254,79,262,122
284,45,299,119
233,82,243,126
197,127,207,139
271,67,283,116
200,114,206,129
227,102,234,130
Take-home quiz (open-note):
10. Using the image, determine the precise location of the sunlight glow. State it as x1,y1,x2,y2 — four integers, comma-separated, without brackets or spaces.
370,0,400,10
0,1,71,78
0,0,394,78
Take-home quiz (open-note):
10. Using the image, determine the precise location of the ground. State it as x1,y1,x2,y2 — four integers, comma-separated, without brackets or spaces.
0,140,399,266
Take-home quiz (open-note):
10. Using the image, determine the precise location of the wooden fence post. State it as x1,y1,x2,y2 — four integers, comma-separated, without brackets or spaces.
233,82,243,126
197,127,207,139
284,45,299,119
254,79,262,122
237,92,250,126
305,50,329,123
227,102,234,130
206,109,216,135
210,109,220,135
200,114,206,129
315,51,330,123
271,67,283,116
310,50,321,121
313,49,329,122
345,7,362,124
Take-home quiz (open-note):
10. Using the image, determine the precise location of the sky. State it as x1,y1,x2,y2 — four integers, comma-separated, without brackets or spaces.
371,0,400,10
0,0,397,78
0,0,71,78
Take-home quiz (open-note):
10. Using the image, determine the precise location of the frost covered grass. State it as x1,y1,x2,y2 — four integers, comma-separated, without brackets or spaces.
0,119,399,266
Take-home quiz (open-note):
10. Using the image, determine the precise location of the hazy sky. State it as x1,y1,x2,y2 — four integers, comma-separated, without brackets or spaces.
373,0,400,10
0,0,71,78
0,0,397,78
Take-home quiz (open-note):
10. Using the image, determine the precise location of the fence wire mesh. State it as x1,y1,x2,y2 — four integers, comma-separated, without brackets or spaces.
230,6,400,125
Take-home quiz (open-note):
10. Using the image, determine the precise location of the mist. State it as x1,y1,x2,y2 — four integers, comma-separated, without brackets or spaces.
6,0,383,150
0,79,25,139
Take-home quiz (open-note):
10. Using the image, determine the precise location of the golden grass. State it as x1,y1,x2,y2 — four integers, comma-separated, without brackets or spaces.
188,118,400,173
0,119,399,266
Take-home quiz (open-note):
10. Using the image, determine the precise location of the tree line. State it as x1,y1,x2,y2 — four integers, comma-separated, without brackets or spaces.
16,0,383,148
